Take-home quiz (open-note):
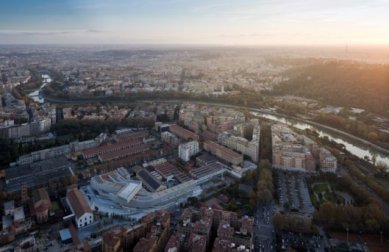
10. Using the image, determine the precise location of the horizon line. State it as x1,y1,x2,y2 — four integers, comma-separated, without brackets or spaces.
1,43,389,48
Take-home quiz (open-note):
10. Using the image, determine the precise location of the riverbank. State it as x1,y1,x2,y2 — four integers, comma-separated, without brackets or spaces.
28,74,52,103
40,93,389,166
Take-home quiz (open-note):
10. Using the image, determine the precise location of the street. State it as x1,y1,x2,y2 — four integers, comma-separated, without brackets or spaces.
254,204,276,252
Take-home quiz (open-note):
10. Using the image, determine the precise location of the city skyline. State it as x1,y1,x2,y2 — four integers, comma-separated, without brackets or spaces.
1,0,389,45
0,2,389,251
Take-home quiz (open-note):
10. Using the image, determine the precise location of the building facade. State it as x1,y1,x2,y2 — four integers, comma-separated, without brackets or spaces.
178,141,199,162
66,188,94,228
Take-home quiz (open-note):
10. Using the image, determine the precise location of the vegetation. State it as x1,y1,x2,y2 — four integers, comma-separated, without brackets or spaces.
256,160,274,204
20,68,43,91
220,183,255,216
314,113,389,149
314,201,388,233
342,157,389,203
309,174,389,233
0,138,19,167
306,129,389,203
259,123,272,161
308,173,371,206
43,80,274,110
0,118,154,167
273,213,316,234
310,182,346,206
53,118,154,141
252,123,274,204
272,61,389,114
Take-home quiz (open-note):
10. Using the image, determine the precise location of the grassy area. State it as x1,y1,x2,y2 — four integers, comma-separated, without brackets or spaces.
310,181,346,207
312,182,330,194
310,182,329,207
323,192,345,205
51,201,60,211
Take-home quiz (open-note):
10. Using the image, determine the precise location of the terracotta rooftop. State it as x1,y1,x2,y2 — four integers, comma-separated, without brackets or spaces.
32,187,51,213
165,233,180,252
102,230,122,249
32,188,50,204
188,233,207,252
133,236,158,252
99,143,148,161
81,138,143,158
66,188,92,219
116,131,147,140
169,124,199,140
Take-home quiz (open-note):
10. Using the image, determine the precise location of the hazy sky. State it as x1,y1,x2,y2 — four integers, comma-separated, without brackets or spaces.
1,0,388,45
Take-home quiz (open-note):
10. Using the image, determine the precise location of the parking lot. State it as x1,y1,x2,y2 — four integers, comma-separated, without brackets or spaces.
276,170,314,216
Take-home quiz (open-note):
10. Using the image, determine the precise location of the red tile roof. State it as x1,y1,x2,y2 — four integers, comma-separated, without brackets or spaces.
169,124,199,140
81,138,143,158
67,188,92,219
99,143,148,161
133,236,158,252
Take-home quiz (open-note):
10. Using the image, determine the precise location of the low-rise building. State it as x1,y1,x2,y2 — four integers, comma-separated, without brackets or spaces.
161,131,179,146
91,168,143,204
203,141,243,165
31,188,51,224
319,148,337,173
135,167,166,192
169,124,199,141
66,188,94,228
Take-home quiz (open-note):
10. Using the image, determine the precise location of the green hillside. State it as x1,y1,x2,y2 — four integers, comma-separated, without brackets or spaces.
273,62,389,114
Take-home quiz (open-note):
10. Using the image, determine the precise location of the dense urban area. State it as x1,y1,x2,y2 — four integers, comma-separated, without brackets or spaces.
0,46,389,252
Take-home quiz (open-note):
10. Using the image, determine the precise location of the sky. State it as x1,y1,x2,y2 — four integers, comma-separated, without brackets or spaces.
0,0,388,45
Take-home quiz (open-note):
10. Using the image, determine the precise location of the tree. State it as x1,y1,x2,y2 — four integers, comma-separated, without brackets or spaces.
368,132,379,142
273,213,313,233
249,190,257,205
272,213,284,231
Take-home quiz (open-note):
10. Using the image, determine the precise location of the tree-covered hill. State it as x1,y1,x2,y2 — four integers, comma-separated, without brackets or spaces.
272,62,389,114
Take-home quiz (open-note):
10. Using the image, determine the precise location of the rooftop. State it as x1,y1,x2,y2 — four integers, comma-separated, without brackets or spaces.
59,228,72,242
137,169,162,191
191,162,225,179
5,156,73,192
117,180,142,201
66,188,92,219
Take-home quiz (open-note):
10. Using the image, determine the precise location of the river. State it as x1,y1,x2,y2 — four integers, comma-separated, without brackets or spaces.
28,74,51,103
252,112,389,167
37,80,389,166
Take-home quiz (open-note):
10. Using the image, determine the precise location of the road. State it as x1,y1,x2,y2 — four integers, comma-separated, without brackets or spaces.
254,204,276,252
